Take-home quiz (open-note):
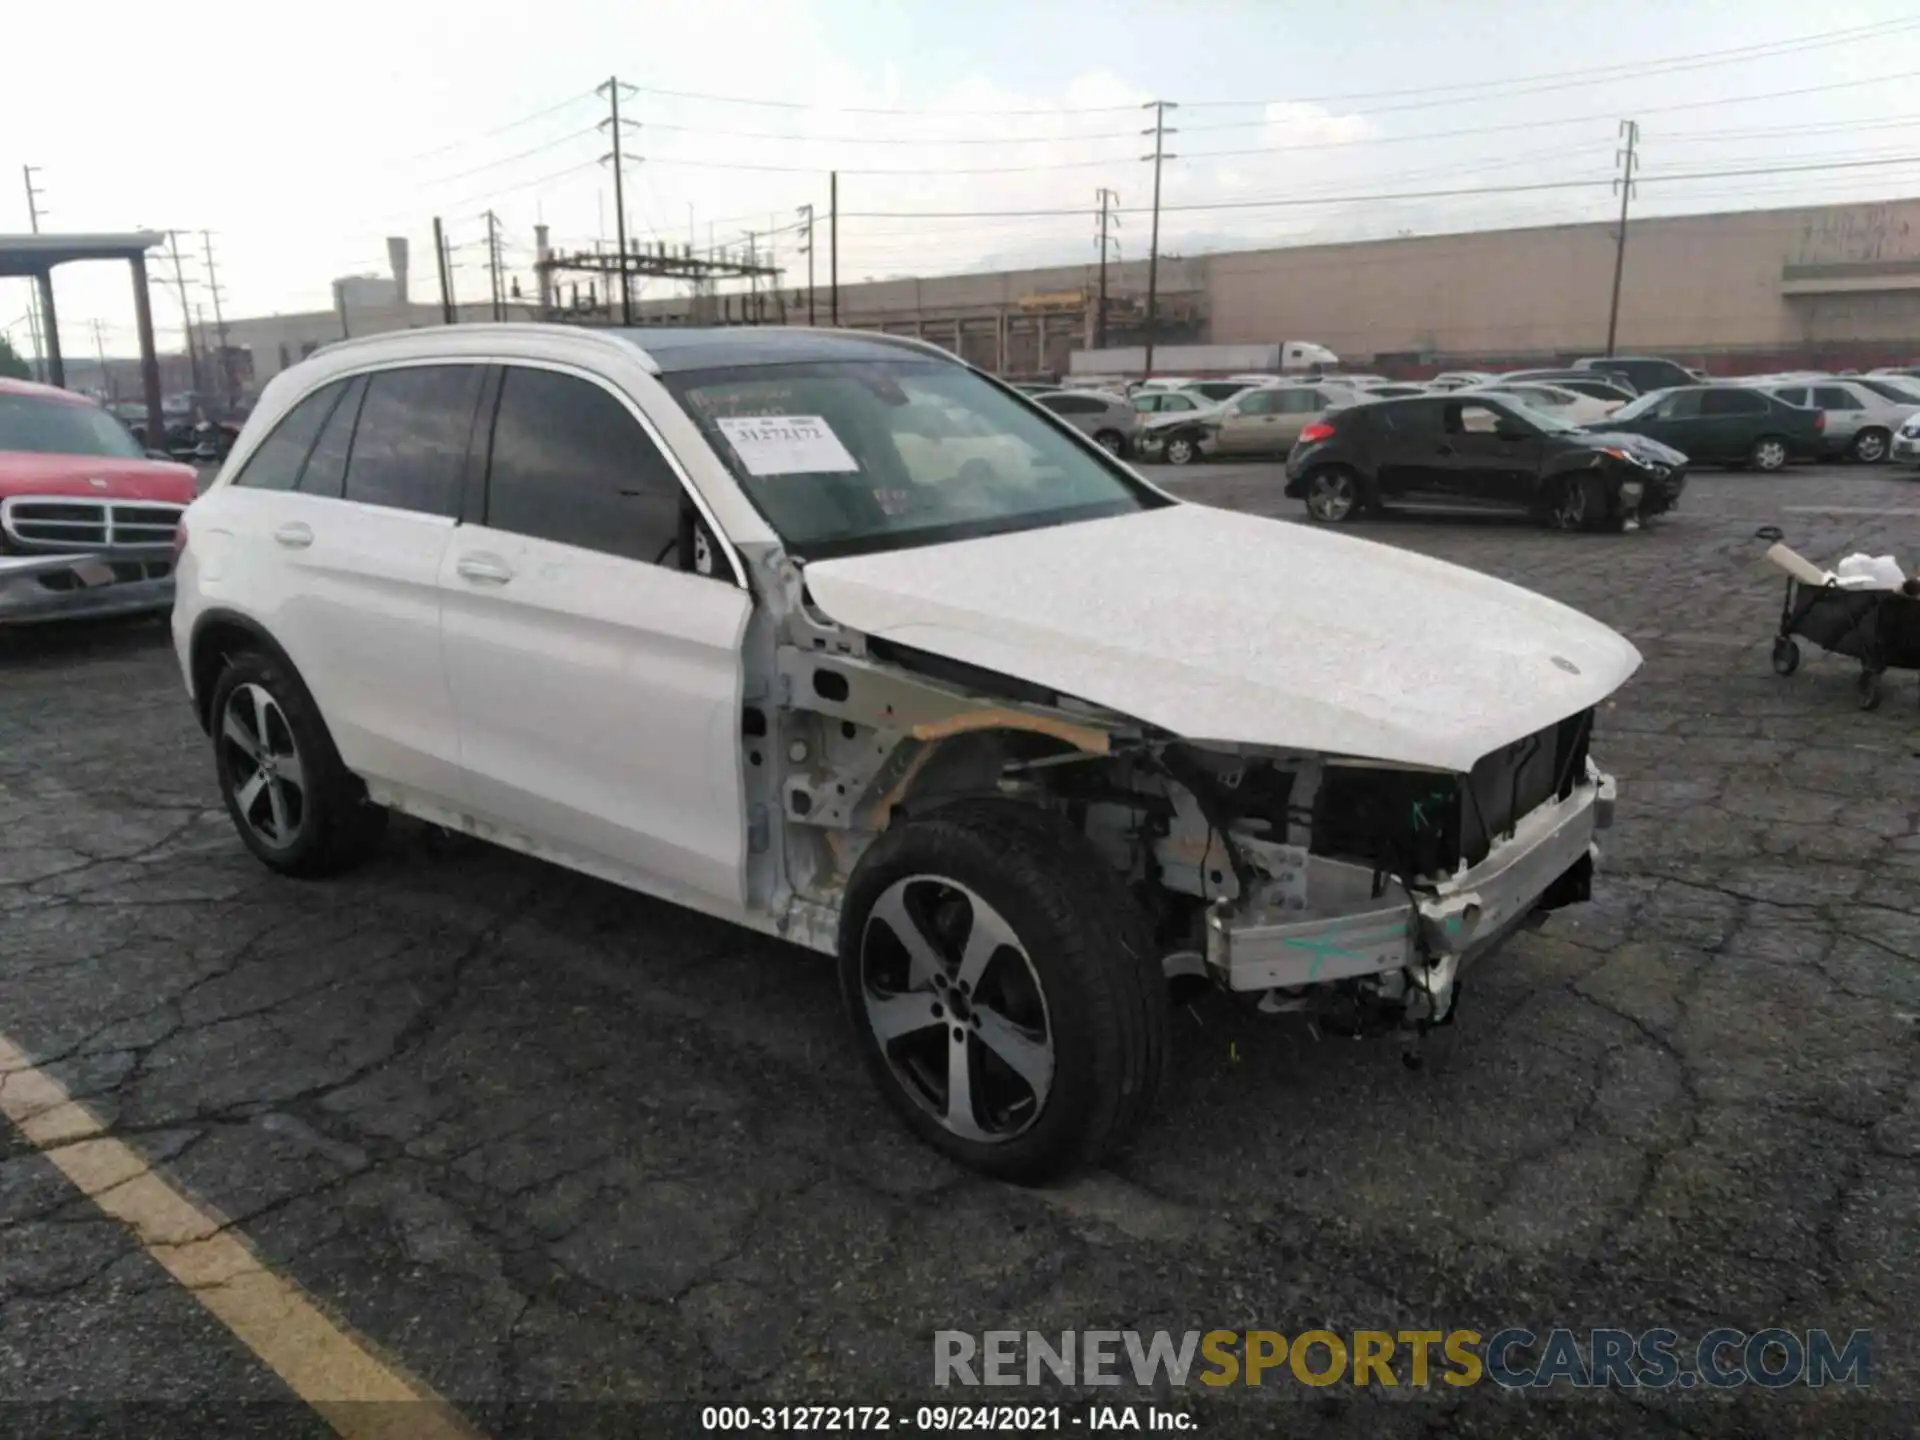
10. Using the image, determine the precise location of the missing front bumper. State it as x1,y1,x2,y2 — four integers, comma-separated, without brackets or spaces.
1204,764,1614,993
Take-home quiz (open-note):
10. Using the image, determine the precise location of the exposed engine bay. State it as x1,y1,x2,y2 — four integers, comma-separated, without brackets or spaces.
744,551,1615,1060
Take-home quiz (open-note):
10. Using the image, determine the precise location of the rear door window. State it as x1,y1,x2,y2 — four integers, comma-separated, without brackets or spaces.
231,384,343,492
1701,388,1766,416
1384,400,1446,437
1448,401,1501,434
343,364,486,518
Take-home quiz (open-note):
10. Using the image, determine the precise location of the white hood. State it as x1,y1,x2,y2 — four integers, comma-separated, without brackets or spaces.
802,504,1642,773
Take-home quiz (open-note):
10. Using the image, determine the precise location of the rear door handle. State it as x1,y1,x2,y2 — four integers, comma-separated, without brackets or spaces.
273,522,313,549
456,553,513,585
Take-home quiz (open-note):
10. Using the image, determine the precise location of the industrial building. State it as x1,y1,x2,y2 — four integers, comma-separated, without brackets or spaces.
219,196,1920,393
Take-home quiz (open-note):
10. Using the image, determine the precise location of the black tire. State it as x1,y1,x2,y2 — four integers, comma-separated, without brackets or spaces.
1750,435,1790,472
838,800,1169,1182
1092,429,1126,458
1856,670,1883,712
1302,465,1364,524
1850,428,1891,464
208,649,387,877
1550,474,1603,532
1771,637,1800,676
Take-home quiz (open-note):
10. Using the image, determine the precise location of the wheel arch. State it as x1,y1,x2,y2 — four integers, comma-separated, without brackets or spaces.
187,608,306,735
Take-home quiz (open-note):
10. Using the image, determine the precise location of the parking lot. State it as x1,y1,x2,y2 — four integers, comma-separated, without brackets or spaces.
2,461,1916,1435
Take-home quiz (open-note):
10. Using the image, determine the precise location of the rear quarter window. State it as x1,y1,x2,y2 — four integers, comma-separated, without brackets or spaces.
230,385,342,491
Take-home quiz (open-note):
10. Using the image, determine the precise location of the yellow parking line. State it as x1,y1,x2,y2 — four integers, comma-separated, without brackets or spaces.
0,1035,480,1440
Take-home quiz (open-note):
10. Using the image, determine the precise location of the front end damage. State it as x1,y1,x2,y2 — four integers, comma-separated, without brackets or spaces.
748,548,1618,1053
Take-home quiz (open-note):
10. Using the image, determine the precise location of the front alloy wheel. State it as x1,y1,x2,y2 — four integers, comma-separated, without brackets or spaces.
839,802,1168,1181
220,683,306,851
860,877,1054,1144
1304,468,1359,523
1851,429,1889,463
1552,476,1596,532
1163,435,1197,466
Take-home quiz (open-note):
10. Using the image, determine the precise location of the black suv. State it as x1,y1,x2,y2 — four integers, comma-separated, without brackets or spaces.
1595,384,1824,471
1282,392,1686,531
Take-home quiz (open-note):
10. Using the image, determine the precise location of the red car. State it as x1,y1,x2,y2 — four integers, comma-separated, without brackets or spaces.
0,377,199,624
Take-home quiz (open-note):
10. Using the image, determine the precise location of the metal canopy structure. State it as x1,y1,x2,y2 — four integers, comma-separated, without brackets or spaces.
0,231,168,444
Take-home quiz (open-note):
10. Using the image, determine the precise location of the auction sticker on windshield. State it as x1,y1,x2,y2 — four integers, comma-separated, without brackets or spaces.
716,415,860,476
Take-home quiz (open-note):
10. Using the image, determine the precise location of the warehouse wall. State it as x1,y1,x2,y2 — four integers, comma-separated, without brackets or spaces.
1206,199,1920,360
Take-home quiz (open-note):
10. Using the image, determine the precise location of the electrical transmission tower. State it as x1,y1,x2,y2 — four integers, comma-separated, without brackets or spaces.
1094,188,1121,350
596,76,641,324
200,231,233,413
1140,102,1177,380
1605,119,1640,358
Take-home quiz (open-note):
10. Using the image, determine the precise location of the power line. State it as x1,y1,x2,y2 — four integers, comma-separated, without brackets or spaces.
421,127,600,188
836,153,1920,220
634,118,1144,146
620,84,1141,116
435,68,1920,188
444,159,602,211
403,90,599,162
1180,16,1920,109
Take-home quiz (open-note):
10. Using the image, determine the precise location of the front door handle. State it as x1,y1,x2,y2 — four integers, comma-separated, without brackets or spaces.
273,522,313,549
456,553,513,585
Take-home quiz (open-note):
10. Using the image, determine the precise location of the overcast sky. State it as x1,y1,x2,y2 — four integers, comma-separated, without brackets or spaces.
5,0,1918,357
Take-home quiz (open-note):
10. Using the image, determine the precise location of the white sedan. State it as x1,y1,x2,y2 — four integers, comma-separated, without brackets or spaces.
1469,381,1622,426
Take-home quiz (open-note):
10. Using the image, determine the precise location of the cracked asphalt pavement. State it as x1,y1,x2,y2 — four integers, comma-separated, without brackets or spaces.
1,463,1916,1437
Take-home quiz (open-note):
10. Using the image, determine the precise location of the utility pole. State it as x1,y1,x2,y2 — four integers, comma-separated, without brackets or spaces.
432,216,455,323
1605,119,1639,359
1094,187,1121,351
200,231,232,415
798,204,816,326
745,230,758,323
597,75,639,325
829,170,839,327
165,232,205,402
22,166,47,382
484,210,504,321
1140,101,1177,382
91,319,113,401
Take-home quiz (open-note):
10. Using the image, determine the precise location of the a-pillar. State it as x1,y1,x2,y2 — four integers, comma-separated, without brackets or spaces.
34,270,64,389
129,253,166,448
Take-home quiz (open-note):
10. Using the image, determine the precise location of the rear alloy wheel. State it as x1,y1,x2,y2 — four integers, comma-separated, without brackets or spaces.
1750,436,1790,472
1093,429,1126,457
1304,467,1361,524
209,650,387,877
1850,428,1890,464
839,801,1168,1182
1163,434,1198,466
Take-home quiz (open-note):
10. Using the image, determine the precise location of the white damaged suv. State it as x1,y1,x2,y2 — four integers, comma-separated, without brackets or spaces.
173,325,1637,1181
